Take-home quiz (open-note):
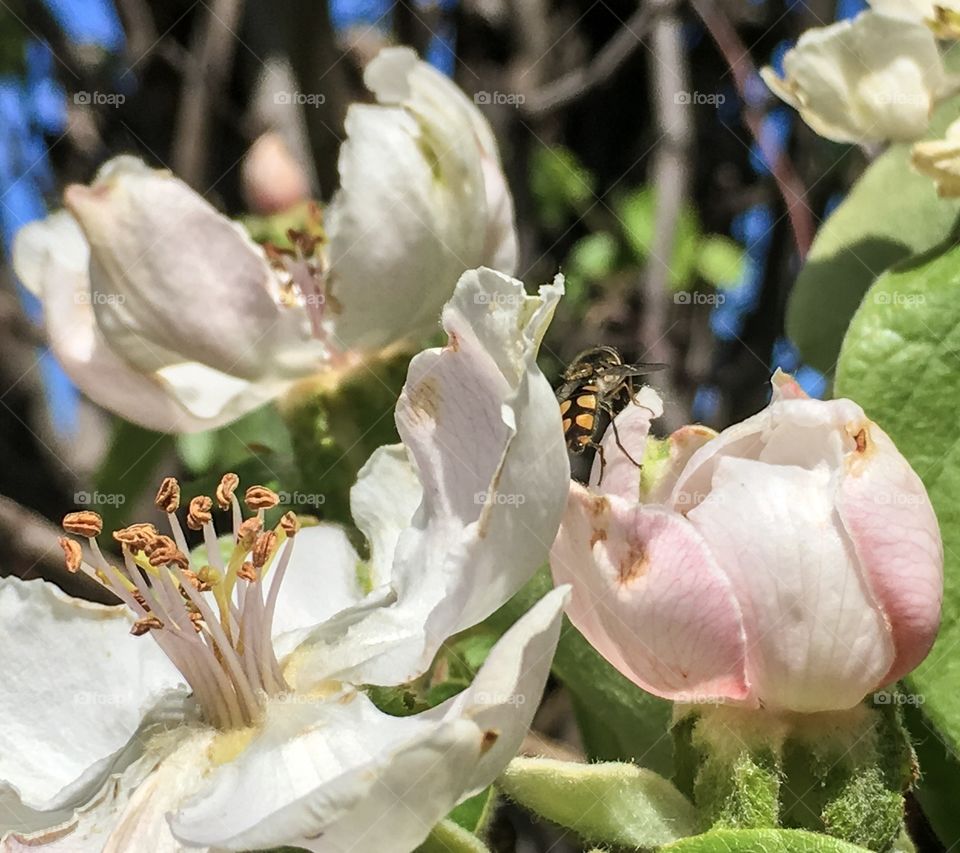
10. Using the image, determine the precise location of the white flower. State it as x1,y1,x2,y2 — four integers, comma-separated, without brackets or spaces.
12,47,517,432
869,0,960,36
912,116,960,195
0,269,570,852
760,11,947,145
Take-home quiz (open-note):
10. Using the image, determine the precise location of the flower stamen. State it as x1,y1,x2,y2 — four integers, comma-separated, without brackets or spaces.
59,478,302,731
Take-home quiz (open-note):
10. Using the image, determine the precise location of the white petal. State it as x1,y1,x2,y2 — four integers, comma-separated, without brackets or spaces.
292,269,568,687
671,394,862,511
327,47,516,351
588,385,663,500
427,585,568,792
12,214,225,432
270,524,369,659
349,444,423,590
173,587,566,852
153,362,288,423
0,578,185,824
64,156,322,380
761,11,945,145
687,457,895,711
170,691,482,852
3,729,214,853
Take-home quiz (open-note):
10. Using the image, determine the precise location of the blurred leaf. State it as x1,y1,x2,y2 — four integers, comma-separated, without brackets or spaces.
616,188,703,289
175,404,293,477
93,420,173,534
662,829,873,852
696,236,745,288
834,238,960,848
284,353,409,526
787,93,960,376
567,231,619,280
530,146,596,230
488,568,674,777
498,757,698,847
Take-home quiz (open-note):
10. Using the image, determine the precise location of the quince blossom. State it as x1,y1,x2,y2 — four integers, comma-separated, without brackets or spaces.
551,373,943,713
760,10,947,146
12,47,516,432
0,268,570,852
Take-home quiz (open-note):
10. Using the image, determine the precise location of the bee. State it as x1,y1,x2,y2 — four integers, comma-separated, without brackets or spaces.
556,346,665,485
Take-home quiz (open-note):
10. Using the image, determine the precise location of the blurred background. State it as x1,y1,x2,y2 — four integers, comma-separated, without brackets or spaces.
0,1,902,849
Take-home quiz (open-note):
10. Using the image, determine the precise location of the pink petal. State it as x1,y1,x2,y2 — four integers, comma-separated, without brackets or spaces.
837,420,943,686
550,483,750,703
688,456,895,711
588,386,663,501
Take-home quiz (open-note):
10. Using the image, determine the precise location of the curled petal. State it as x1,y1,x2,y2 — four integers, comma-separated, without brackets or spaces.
760,11,945,145
327,47,517,350
63,157,322,381
588,385,663,501
837,422,943,686
550,483,750,703
12,213,240,432
0,578,184,828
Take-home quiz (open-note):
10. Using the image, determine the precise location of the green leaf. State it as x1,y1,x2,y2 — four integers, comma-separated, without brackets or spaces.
663,828,874,852
697,236,745,288
529,146,596,230
92,420,174,535
616,187,702,288
786,95,960,376
834,239,960,847
488,568,674,775
415,820,490,853
498,757,699,847
567,231,619,280
447,787,496,835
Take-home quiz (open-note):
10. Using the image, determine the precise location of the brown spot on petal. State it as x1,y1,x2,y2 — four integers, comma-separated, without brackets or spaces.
617,542,650,586
845,422,875,474
446,330,460,352
587,495,609,518
480,729,500,754
405,377,441,424
590,528,607,548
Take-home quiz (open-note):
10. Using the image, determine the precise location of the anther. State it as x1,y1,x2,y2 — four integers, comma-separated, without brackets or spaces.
58,537,83,573
148,543,189,571
198,565,221,587
280,511,300,538
187,496,214,530
238,561,258,582
237,517,262,549
113,523,158,551
245,485,279,511
154,477,181,514
252,531,277,569
62,511,103,538
131,614,164,636
216,473,240,510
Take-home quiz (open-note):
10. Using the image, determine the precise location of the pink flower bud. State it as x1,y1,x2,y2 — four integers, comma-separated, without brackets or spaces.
551,373,943,712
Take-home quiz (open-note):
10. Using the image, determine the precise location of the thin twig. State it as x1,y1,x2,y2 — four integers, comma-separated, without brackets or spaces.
172,0,245,187
690,0,814,257
642,9,690,428
522,2,666,118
